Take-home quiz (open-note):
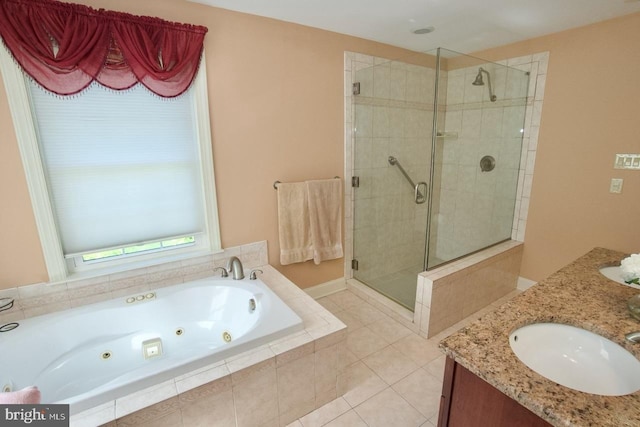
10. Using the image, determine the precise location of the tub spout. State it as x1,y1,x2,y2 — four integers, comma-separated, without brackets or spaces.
226,256,245,280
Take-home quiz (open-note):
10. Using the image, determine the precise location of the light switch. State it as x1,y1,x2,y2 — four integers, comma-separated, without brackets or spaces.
614,154,640,170
610,178,624,194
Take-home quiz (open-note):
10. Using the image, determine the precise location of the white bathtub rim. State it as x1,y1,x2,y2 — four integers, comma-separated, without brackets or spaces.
1,271,305,415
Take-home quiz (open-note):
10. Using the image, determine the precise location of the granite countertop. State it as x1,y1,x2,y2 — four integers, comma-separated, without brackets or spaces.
440,247,640,427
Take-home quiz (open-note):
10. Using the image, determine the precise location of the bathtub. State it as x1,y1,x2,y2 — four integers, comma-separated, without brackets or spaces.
0,276,303,414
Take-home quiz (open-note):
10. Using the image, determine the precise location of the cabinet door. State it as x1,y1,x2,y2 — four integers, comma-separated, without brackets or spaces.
439,357,552,427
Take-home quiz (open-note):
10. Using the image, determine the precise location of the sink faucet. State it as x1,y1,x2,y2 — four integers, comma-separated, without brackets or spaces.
626,331,640,343
226,256,245,280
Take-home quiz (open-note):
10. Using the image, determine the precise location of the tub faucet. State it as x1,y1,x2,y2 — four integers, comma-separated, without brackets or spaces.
226,256,245,280
626,331,640,343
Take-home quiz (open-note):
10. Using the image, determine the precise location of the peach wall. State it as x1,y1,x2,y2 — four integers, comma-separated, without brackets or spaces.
0,0,414,289
471,12,640,281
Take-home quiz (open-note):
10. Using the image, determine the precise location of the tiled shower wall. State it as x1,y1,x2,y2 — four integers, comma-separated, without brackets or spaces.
436,54,548,261
344,51,548,281
349,59,434,283
434,62,529,261
507,53,548,242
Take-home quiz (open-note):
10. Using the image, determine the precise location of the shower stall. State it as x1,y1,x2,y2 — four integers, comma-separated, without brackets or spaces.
351,48,530,310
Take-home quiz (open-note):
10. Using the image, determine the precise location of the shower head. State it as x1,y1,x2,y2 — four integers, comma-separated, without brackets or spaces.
472,70,484,86
472,67,497,102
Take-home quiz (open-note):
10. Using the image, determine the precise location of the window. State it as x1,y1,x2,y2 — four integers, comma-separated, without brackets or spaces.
0,45,221,279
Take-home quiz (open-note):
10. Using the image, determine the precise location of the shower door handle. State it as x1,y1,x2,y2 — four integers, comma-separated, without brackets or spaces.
389,156,428,204
414,182,428,204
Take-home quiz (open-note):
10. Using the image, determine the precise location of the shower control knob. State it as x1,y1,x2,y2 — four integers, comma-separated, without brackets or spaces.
480,155,496,172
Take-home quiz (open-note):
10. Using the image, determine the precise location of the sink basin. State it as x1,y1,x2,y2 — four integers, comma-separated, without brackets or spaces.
600,266,640,289
509,323,640,396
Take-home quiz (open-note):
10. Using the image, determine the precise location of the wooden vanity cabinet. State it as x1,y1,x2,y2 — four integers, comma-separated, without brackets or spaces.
438,357,552,427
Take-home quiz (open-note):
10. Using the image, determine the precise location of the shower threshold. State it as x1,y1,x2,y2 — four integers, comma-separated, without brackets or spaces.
346,278,417,332
358,271,417,311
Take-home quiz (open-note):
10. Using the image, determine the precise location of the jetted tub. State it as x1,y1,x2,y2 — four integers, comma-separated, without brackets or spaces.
0,276,303,414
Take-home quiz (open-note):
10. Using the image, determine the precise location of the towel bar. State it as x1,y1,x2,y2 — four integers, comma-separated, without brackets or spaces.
273,177,340,190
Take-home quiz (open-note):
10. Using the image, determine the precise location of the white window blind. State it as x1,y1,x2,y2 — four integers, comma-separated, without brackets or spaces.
27,81,205,256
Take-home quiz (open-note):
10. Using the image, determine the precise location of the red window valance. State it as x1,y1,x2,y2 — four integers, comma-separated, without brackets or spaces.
0,0,208,97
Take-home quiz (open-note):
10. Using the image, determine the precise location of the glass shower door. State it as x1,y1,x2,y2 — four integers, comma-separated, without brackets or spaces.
351,54,436,310
426,48,530,269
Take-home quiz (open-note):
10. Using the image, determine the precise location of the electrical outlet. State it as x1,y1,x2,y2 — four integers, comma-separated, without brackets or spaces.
610,178,624,194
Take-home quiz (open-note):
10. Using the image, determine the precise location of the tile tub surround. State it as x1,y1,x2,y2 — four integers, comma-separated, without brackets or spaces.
0,241,269,323
70,264,347,427
417,240,523,338
440,247,640,426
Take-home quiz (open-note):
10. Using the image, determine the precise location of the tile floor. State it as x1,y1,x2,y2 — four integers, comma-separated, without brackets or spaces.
288,288,521,427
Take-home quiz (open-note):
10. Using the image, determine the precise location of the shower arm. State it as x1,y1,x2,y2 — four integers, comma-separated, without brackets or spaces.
485,70,496,102
388,156,427,204
479,68,497,102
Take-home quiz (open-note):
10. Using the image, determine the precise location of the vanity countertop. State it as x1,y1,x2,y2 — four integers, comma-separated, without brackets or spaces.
440,247,640,427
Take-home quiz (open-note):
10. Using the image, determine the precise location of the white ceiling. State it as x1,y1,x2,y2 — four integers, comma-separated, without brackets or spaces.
189,0,640,53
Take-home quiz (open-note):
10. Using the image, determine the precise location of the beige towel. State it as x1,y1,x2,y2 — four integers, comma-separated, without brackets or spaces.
277,182,314,265
306,179,343,264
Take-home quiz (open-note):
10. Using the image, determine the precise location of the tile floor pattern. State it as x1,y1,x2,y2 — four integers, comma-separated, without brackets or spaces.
288,288,521,427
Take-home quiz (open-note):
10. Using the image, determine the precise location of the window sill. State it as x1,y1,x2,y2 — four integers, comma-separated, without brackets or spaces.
57,247,224,287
